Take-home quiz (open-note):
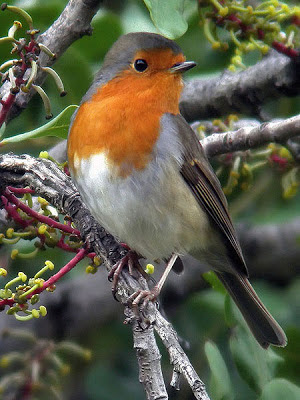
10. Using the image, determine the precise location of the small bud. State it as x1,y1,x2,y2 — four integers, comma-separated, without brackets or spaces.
246,5,253,14
267,5,276,15
6,228,14,238
228,114,239,122
233,55,242,64
34,278,44,288
93,256,101,267
145,264,155,274
18,272,27,282
86,265,97,274
279,147,292,161
219,7,228,17
11,249,19,259
30,294,39,305
38,224,47,234
7,306,17,315
38,43,56,60
8,20,22,39
46,284,56,292
212,42,221,50
31,309,40,318
45,260,54,270
261,45,269,55
39,305,47,316
0,268,7,277
39,151,49,159
37,196,48,206
0,288,12,298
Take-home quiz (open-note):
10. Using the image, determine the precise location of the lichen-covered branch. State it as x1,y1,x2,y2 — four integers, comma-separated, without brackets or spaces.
154,312,210,400
130,311,168,400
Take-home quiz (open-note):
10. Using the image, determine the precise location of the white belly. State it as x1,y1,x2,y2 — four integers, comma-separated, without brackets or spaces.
72,152,211,261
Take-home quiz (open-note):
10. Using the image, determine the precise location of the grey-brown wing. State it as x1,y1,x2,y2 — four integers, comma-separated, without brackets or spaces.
172,114,247,276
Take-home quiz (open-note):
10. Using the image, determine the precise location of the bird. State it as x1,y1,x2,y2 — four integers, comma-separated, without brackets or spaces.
67,32,287,349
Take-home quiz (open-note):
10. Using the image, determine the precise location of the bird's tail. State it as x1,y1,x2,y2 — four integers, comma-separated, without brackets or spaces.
215,271,287,348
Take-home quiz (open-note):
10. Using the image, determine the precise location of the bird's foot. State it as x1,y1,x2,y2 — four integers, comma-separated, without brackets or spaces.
126,253,178,323
108,250,147,301
127,286,160,326
128,286,160,309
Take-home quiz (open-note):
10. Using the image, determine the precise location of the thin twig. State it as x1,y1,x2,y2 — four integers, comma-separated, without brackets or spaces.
202,114,300,157
155,313,210,400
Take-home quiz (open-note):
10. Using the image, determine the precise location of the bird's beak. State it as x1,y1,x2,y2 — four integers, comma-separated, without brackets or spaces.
170,61,196,73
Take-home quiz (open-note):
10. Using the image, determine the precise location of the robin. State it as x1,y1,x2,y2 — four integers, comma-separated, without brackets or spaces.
67,32,286,348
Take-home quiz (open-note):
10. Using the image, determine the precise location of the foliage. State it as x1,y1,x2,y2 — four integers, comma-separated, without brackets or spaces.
0,329,91,399
0,1,299,399
0,105,77,145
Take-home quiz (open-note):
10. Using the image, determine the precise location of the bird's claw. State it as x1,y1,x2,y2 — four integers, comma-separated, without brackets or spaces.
108,250,144,301
127,287,160,326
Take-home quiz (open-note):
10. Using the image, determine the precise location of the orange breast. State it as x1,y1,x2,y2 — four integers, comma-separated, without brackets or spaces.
68,53,184,177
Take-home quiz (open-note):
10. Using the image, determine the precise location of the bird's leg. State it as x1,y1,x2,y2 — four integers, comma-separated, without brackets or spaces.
128,253,178,312
108,248,148,300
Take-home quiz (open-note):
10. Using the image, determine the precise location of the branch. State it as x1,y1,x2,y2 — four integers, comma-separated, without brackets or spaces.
130,309,168,400
201,114,300,158
180,51,300,121
0,0,102,122
0,153,210,400
155,313,210,400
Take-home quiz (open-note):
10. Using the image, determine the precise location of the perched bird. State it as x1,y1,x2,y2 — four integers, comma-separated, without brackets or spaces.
67,32,287,348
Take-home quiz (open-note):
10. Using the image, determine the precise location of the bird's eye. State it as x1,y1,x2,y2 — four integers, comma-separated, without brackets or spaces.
134,59,148,72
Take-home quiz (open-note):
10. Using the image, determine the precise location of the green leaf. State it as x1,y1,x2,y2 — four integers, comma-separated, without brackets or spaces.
0,105,78,146
259,378,300,400
143,0,191,39
230,325,283,393
122,1,156,34
224,294,237,328
204,341,233,400
0,122,6,139
203,271,226,295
